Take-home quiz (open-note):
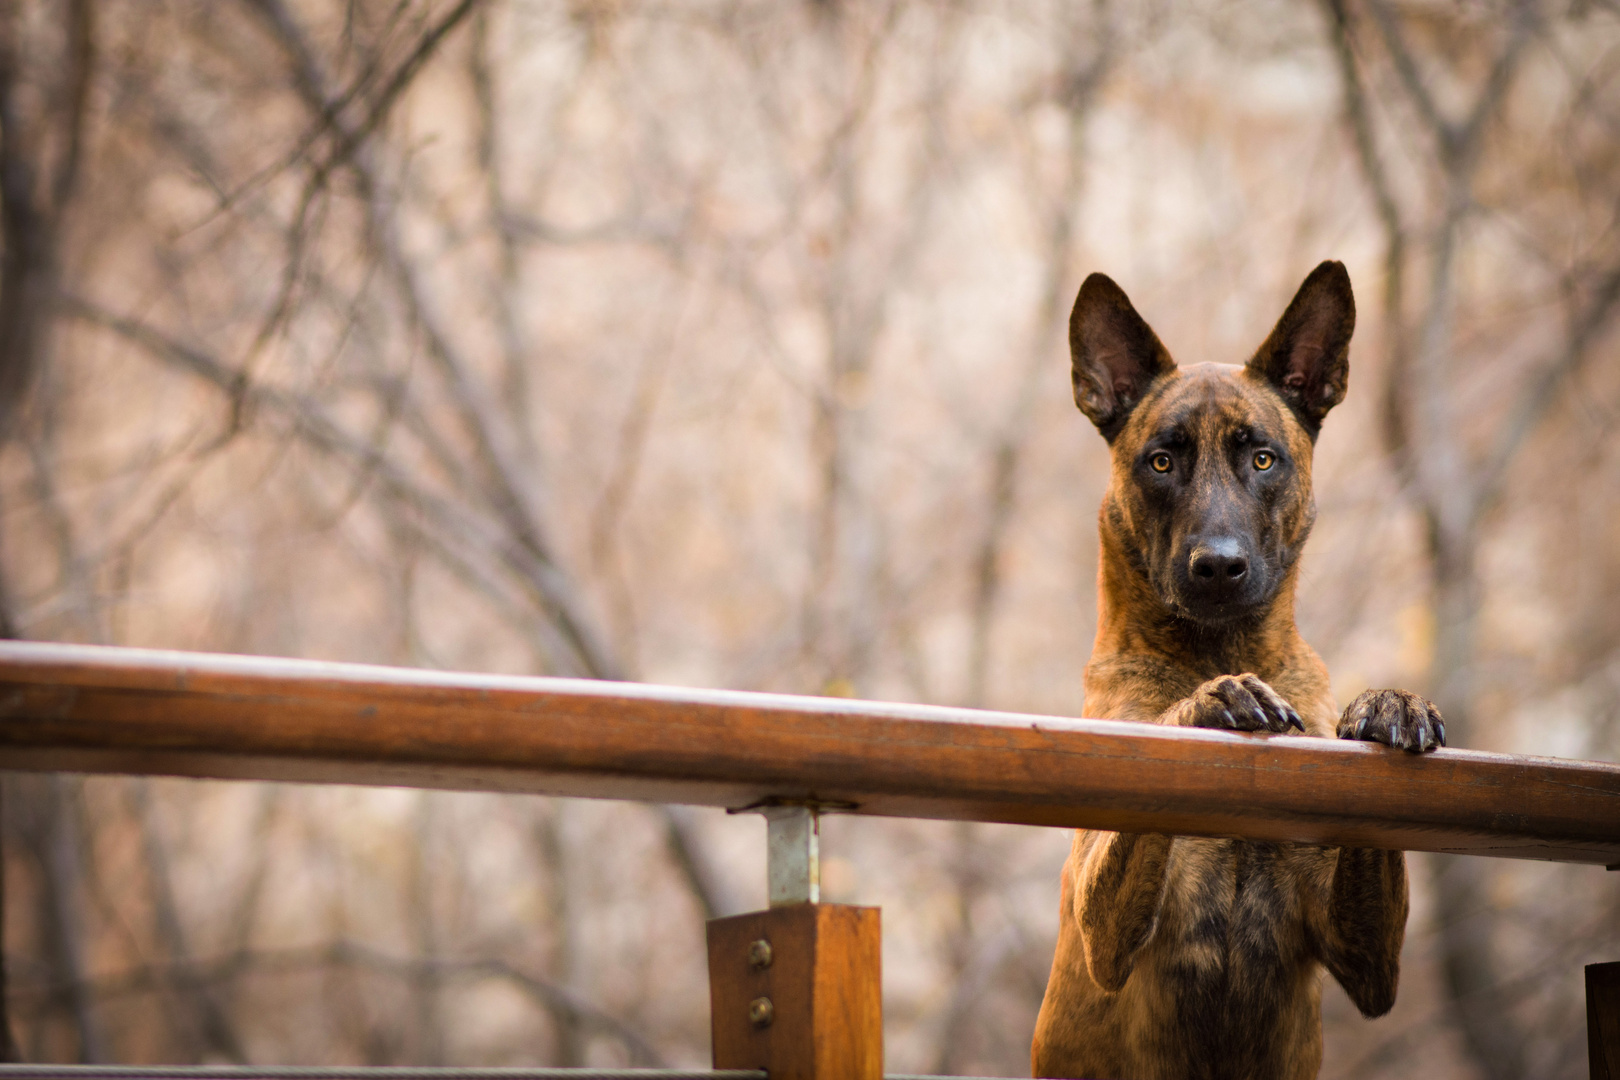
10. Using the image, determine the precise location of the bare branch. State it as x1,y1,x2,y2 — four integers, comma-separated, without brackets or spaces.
1454,4,1538,166
126,782,247,1063
246,0,624,681
0,25,52,442
966,5,1112,708
659,805,747,921
10,940,667,1067
1477,254,1620,513
1364,0,1535,169
12,777,106,1061
1362,0,1458,154
1321,0,1413,476
48,0,93,214
59,296,583,672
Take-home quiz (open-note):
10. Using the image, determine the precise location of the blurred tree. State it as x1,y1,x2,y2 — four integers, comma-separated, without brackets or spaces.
0,0,96,1062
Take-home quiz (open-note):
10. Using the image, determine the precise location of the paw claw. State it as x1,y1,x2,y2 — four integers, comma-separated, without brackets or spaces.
1181,674,1302,735
1340,688,1444,753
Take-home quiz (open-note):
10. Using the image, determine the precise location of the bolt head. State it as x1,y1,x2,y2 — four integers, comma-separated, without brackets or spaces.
748,996,774,1028
747,938,773,969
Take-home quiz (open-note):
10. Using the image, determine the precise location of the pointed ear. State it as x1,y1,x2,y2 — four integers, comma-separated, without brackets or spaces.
1069,273,1176,441
1246,261,1355,437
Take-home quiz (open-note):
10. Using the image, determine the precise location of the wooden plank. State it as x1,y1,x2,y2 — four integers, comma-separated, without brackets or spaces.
1592,962,1620,1080
707,904,882,1080
0,641,1618,864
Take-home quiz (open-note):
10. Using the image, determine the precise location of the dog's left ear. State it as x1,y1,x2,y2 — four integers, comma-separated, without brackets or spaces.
1246,261,1355,438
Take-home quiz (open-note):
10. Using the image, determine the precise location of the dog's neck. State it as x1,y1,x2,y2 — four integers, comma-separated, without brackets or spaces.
1092,524,1306,680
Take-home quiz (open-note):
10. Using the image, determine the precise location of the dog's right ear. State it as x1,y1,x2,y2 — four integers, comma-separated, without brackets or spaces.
1069,274,1176,441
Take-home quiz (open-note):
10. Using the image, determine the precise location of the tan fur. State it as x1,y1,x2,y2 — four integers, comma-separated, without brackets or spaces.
1031,265,1436,1080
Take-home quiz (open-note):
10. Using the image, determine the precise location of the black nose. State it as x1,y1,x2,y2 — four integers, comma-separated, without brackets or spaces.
1189,539,1248,584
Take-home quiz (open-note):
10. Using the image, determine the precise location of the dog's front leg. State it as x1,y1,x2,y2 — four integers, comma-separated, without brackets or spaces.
1070,828,1174,991
1306,846,1408,1017
1307,688,1443,1016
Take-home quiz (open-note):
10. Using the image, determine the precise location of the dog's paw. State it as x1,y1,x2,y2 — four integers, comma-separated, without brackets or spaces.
1177,674,1304,734
1338,689,1445,753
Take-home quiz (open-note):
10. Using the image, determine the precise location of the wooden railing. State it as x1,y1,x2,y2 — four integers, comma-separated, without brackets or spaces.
2,641,1618,1079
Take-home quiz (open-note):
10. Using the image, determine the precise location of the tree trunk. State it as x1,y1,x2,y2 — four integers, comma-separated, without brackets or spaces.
1426,526,1527,1080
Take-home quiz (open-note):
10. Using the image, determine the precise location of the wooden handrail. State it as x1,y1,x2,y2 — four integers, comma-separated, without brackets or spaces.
0,641,1616,865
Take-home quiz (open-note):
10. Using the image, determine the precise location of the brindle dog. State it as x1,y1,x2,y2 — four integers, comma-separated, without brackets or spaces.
1030,262,1444,1080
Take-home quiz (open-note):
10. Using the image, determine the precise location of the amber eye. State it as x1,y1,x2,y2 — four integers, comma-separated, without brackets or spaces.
1150,452,1173,473
1253,450,1276,471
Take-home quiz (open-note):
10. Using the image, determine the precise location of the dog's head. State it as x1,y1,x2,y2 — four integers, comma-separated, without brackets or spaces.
1070,261,1354,627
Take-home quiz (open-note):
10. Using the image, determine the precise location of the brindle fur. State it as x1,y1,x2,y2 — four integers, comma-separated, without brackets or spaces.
1031,262,1444,1080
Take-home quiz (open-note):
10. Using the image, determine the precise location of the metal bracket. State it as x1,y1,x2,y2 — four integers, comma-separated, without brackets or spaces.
727,797,855,907
763,804,819,906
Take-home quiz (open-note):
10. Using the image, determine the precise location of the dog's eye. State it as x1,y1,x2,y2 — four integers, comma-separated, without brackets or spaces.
1253,450,1276,471
1150,452,1173,473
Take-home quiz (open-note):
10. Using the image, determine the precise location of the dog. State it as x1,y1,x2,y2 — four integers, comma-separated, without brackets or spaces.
1030,261,1444,1080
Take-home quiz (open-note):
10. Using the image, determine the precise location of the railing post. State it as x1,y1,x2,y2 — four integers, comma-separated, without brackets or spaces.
1591,961,1620,1080
707,806,882,1080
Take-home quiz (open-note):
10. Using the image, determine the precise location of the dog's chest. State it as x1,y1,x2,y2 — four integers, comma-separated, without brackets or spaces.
1144,838,1320,1072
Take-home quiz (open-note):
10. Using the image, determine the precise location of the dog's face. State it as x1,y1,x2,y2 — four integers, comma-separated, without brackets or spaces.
1070,261,1355,626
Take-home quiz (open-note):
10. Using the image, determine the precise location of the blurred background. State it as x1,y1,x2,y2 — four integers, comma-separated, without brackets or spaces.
1,0,1618,1075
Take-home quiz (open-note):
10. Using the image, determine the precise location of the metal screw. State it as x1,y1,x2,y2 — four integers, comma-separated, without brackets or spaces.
747,938,773,969
748,996,774,1028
